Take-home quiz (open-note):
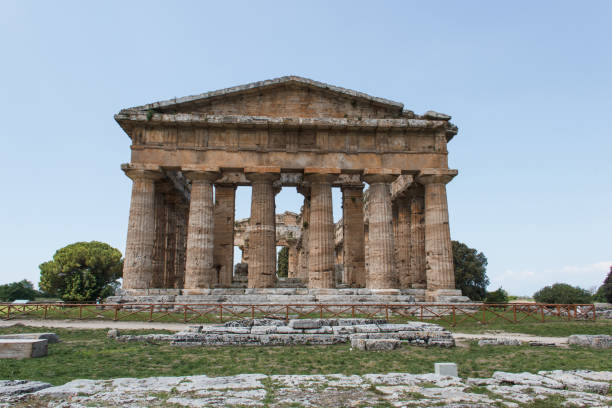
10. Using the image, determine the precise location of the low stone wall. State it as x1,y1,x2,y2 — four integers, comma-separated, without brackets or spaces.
111,318,455,348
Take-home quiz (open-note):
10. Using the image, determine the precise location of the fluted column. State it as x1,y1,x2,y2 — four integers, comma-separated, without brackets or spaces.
409,186,426,288
341,185,366,287
417,169,458,291
394,197,412,288
364,174,398,289
122,165,163,290
183,170,220,290
162,191,183,288
173,199,189,289
245,172,279,288
305,173,336,288
296,193,311,283
213,184,236,287
287,242,299,278
151,187,167,288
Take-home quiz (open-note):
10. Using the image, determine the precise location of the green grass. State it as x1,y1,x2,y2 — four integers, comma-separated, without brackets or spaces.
1,326,611,386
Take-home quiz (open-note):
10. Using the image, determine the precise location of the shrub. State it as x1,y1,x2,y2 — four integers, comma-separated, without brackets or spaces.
533,283,593,304
0,280,39,302
485,288,509,303
39,241,123,302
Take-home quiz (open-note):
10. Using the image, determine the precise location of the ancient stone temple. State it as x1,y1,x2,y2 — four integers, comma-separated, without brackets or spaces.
115,76,466,302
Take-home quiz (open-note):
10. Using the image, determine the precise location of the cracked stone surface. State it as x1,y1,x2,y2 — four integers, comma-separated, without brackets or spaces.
2,370,611,407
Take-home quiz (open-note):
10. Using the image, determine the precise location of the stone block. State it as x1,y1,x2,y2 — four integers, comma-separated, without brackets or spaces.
0,333,59,344
0,339,48,359
354,339,400,351
434,362,458,377
478,338,521,347
251,326,278,335
288,319,321,329
568,335,612,349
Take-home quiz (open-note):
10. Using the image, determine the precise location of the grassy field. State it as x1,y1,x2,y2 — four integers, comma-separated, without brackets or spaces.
1,325,611,386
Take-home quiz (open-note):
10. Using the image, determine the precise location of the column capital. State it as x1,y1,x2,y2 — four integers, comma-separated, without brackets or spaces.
340,183,364,193
121,163,163,181
416,168,458,185
245,172,280,183
183,170,220,183
363,174,397,184
304,173,337,184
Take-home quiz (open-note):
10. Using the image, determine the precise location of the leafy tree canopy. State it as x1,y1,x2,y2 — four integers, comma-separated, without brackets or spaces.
39,241,123,301
277,247,289,278
485,287,509,303
596,266,612,303
0,280,39,302
453,240,489,301
533,283,592,304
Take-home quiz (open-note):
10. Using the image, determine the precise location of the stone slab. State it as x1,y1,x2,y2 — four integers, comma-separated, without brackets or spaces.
0,332,60,343
434,362,458,377
0,339,48,359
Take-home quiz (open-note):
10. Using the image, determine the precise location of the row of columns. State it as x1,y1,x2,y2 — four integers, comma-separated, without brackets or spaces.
122,166,457,294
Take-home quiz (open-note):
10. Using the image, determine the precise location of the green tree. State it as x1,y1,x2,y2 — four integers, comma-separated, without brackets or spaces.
452,240,489,301
0,280,39,302
39,241,123,301
277,247,289,277
533,283,593,304
596,266,612,303
485,287,509,303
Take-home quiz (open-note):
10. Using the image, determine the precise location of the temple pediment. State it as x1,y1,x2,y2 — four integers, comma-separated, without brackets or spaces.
120,76,407,119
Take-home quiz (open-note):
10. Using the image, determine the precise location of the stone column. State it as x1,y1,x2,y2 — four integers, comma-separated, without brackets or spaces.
213,184,236,288
162,191,183,288
409,186,427,288
245,172,279,288
417,169,458,293
173,199,189,289
151,187,167,288
305,173,336,289
287,242,299,278
183,170,220,290
364,174,398,289
394,197,412,288
122,165,163,290
296,193,310,283
341,185,366,287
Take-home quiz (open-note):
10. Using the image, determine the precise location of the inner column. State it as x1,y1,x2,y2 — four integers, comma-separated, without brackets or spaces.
305,173,336,289
245,171,279,288
394,196,412,288
213,184,236,287
341,185,366,287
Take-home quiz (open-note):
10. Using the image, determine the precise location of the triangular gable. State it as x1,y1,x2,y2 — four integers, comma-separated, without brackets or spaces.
121,76,405,119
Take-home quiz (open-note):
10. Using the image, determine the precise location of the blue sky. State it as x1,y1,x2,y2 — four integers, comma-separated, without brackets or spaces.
1,1,610,296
